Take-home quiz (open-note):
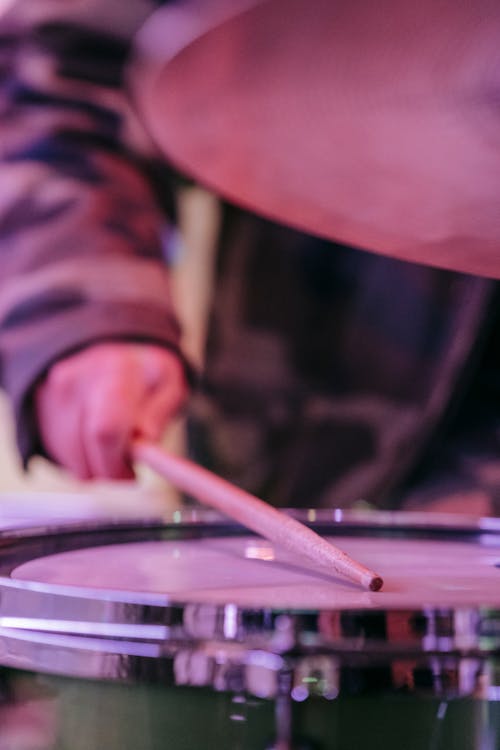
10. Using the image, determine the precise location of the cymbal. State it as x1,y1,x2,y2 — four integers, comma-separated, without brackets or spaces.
133,0,500,278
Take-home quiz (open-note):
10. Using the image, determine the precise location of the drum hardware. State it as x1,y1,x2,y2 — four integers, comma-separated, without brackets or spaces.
265,667,319,750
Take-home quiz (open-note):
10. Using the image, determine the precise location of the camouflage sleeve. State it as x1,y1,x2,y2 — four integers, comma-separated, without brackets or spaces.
0,1,185,462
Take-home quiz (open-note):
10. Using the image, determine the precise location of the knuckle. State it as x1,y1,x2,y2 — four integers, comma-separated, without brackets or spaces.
88,420,118,445
46,362,75,394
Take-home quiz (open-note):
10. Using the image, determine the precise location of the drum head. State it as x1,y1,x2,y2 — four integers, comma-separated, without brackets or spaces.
8,517,500,610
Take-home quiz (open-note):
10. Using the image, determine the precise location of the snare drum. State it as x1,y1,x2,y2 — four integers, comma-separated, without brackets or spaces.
0,509,499,749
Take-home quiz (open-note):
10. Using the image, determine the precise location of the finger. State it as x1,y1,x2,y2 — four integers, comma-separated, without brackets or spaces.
82,382,138,480
35,382,91,480
140,345,186,389
69,404,93,480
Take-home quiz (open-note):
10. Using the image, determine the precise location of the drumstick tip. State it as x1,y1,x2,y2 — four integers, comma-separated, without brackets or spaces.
369,575,384,592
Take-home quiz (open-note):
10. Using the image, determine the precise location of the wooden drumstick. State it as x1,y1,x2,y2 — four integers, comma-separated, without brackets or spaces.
132,439,383,592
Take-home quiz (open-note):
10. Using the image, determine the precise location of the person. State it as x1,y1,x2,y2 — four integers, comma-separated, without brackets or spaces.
0,1,498,513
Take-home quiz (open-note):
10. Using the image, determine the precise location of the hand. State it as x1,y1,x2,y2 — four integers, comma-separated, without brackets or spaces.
35,342,188,480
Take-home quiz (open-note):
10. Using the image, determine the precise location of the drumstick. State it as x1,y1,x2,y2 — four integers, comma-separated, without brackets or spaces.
131,439,383,592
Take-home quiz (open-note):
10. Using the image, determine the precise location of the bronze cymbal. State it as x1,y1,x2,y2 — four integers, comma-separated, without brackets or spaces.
133,0,500,277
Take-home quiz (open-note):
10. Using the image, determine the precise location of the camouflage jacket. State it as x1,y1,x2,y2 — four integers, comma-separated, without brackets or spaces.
0,1,183,461
0,1,496,510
